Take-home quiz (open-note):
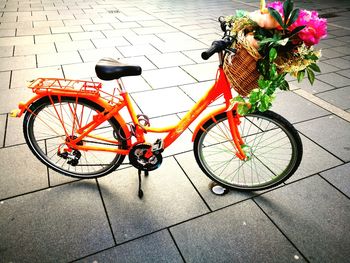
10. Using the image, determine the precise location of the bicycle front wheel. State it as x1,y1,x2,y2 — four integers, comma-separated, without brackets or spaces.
23,96,127,178
194,110,302,191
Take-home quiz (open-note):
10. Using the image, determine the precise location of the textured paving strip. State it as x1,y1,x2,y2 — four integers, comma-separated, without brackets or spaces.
293,87,350,122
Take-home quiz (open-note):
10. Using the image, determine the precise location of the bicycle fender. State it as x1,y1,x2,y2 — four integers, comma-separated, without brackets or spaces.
192,105,226,141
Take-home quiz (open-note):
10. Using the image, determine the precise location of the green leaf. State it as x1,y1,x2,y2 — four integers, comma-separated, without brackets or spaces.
283,0,293,23
297,70,305,82
307,68,315,85
279,80,290,90
305,54,319,60
249,89,261,104
237,103,250,116
258,94,271,112
269,48,277,62
268,7,285,29
286,9,300,27
233,95,245,103
269,64,278,79
289,25,305,37
308,63,321,72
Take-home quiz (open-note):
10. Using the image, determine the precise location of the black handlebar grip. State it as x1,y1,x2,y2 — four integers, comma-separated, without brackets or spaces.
201,45,218,60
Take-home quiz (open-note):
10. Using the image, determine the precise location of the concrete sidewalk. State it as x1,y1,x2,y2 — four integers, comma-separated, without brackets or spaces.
0,0,349,262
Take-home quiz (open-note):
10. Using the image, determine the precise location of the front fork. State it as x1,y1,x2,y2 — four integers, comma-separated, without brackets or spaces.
226,110,248,160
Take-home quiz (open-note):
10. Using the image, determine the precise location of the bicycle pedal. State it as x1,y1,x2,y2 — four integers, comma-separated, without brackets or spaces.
152,139,164,153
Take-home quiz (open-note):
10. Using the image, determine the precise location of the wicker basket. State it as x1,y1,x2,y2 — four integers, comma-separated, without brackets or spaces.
223,36,261,97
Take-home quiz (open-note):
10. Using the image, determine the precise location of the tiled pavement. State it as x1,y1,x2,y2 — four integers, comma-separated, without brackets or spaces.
1,0,350,262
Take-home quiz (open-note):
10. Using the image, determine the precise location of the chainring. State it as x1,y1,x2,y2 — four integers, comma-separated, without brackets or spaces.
129,143,162,171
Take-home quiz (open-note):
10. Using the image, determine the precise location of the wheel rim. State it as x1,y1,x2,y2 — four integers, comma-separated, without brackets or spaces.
197,113,298,190
26,98,124,177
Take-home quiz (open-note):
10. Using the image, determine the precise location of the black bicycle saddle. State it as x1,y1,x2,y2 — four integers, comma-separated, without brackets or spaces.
95,57,142,81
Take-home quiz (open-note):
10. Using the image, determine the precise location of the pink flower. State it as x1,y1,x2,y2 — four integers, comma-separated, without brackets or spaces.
290,10,327,46
267,1,284,14
266,1,327,46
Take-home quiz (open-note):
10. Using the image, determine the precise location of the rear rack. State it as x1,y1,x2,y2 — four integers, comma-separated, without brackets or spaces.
28,78,102,95
27,78,125,106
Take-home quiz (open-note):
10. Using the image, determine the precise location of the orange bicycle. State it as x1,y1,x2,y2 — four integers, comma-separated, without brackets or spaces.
11,18,302,194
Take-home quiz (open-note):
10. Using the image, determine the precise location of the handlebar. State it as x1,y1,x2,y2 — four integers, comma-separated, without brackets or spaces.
201,37,234,60
201,16,235,60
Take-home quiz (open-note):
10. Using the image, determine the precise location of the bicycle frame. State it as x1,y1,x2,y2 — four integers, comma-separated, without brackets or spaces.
12,53,247,160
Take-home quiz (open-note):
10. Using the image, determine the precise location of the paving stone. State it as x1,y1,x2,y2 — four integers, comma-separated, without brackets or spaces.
317,61,340,74
0,144,48,199
14,42,56,56
255,176,350,262
0,55,36,71
34,33,71,44
317,72,350,88
16,26,51,36
10,66,63,89
91,37,130,48
146,52,195,68
323,57,350,70
141,67,196,89
55,40,95,52
5,114,26,146
181,49,219,64
70,31,106,41
181,62,218,82
0,45,13,57
0,71,11,90
131,87,195,117
118,44,161,57
286,134,342,183
174,151,256,211
51,25,84,34
296,115,350,162
48,169,79,187
290,79,335,94
61,62,96,79
271,91,330,123
170,200,304,262
123,34,163,46
76,230,183,263
98,157,209,243
119,75,152,93
322,47,347,59
34,20,65,28
82,23,114,32
63,18,93,26
0,86,33,114
0,21,33,29
120,56,157,70
37,51,82,67
79,48,123,63
316,87,350,110
0,28,16,37
337,68,350,78
320,163,350,198
0,180,114,262
152,39,207,53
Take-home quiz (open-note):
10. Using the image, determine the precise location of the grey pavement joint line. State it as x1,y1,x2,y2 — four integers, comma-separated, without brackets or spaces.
292,87,350,122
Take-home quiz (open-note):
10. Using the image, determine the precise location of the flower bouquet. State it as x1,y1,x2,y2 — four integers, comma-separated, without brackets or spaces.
225,0,327,115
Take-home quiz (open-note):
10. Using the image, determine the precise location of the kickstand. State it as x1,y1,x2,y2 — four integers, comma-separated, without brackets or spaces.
137,170,149,198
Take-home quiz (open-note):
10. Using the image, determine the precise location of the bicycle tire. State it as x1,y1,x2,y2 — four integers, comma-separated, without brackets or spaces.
193,110,302,191
23,96,127,179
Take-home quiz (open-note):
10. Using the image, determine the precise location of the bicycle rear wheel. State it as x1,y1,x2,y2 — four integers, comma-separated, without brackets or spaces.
193,110,302,191
23,96,127,178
